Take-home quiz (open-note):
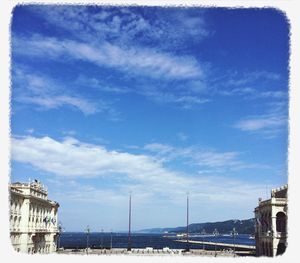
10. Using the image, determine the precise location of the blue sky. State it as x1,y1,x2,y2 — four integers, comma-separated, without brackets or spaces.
10,5,289,231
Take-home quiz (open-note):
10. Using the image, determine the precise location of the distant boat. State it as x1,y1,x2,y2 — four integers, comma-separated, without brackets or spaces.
176,233,187,237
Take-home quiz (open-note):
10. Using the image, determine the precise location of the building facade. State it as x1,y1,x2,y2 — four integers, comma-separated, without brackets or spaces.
9,180,59,253
254,185,287,257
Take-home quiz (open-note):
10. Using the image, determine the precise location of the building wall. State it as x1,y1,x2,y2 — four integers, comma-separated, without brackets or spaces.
9,181,59,254
254,185,287,257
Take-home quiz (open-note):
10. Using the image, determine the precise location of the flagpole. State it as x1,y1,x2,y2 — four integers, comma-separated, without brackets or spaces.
186,192,190,252
127,192,132,251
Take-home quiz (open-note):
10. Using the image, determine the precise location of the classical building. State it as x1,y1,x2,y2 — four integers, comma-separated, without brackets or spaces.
9,180,59,253
254,184,287,257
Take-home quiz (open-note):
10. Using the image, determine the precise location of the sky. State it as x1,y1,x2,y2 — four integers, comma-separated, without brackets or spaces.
10,5,289,232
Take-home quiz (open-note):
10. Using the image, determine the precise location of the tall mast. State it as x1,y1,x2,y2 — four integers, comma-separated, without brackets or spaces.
186,192,190,251
127,192,132,251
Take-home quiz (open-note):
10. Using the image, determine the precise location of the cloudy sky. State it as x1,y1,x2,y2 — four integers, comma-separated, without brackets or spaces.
11,5,289,231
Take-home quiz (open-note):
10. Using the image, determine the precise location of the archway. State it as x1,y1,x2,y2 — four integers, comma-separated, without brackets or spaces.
276,212,287,233
277,242,286,256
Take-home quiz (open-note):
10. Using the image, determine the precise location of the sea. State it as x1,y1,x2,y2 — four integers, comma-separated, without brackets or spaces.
59,232,255,250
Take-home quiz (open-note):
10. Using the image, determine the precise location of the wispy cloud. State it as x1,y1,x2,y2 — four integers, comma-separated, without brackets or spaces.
233,100,288,138
177,132,189,141
13,35,203,80
143,142,270,171
28,6,211,50
225,70,281,87
18,95,99,115
77,75,130,94
139,88,210,109
12,66,114,116
233,114,287,137
211,69,287,99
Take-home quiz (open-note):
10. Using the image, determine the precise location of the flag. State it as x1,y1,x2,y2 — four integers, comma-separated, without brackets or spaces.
256,217,261,226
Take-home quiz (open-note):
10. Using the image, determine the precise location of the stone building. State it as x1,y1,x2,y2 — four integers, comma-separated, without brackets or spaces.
254,184,287,256
9,180,59,253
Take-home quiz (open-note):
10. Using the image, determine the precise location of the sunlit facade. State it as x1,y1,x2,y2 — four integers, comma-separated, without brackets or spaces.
9,180,59,253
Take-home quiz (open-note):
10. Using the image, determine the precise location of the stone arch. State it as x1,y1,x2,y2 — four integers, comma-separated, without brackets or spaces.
276,212,287,233
276,242,286,256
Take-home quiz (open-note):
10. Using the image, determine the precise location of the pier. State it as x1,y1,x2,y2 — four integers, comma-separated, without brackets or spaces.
175,239,255,250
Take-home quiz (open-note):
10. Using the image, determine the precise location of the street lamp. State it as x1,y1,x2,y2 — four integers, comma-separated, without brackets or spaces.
231,227,237,257
101,228,104,249
86,225,90,254
201,229,206,251
213,228,219,257
110,229,113,250
56,222,63,251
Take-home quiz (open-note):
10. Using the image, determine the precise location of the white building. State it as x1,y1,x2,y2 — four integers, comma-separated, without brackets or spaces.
254,185,287,257
9,180,59,253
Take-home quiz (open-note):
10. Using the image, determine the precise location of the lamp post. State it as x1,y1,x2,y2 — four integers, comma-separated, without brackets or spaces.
56,222,63,251
231,227,237,257
101,228,104,249
86,225,90,254
201,229,206,251
213,228,219,257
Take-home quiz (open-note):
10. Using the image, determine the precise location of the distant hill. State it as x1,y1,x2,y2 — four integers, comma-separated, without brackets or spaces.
138,218,255,235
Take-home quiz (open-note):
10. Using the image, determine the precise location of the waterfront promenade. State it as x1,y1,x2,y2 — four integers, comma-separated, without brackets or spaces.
57,248,239,257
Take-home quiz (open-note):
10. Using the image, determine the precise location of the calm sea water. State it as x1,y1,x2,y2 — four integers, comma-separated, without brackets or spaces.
59,232,255,250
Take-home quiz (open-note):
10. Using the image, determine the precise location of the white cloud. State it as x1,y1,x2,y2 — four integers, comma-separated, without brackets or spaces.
11,136,272,208
144,143,174,154
177,132,189,141
11,136,280,229
14,35,203,80
234,116,285,131
233,113,287,138
16,95,99,115
77,75,130,94
212,69,287,100
142,142,269,171
28,6,211,49
12,66,111,115
225,70,281,87
140,89,210,108
11,136,186,184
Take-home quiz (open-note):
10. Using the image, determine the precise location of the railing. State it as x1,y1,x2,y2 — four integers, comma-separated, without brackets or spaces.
259,199,271,206
259,198,287,206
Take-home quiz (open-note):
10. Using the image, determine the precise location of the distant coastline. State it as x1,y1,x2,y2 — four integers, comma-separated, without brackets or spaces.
137,218,255,235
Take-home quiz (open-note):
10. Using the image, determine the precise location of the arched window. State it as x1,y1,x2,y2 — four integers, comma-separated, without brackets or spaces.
276,212,287,233
13,216,18,228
